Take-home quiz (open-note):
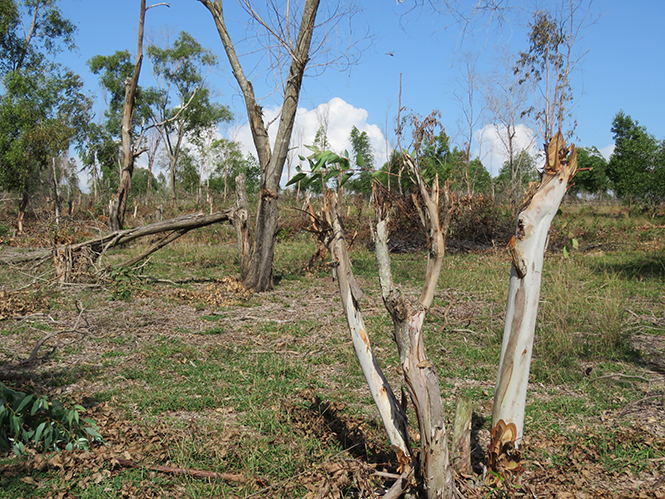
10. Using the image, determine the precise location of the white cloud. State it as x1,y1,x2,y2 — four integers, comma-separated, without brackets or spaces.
473,124,541,177
232,97,387,186
599,144,614,160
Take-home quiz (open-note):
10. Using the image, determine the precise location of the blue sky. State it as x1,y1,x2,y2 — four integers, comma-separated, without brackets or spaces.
53,0,665,180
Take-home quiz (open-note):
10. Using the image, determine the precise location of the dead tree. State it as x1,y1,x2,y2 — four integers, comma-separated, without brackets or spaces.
108,1,168,231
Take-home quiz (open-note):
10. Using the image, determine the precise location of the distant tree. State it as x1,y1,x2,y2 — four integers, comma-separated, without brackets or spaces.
569,146,608,197
494,149,540,202
131,167,161,196
375,150,408,192
450,52,485,195
146,31,232,203
420,130,455,184
208,141,260,198
484,53,535,208
466,158,492,194
174,149,200,194
0,0,90,232
376,127,491,195
347,126,374,195
607,111,663,205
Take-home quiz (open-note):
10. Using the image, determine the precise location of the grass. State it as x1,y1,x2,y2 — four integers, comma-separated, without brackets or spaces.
1,203,664,497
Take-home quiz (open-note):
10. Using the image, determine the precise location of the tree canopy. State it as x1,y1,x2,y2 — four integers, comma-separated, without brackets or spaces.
607,111,665,205
0,0,91,229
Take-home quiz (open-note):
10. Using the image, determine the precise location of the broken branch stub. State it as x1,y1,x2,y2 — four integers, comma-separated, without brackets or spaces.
318,192,411,457
490,132,578,474
373,179,456,499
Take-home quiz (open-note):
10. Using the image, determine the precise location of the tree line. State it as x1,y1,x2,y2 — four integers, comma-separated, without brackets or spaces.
0,0,261,230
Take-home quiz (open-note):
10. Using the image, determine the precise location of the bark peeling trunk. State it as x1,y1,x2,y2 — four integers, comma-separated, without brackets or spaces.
108,0,147,232
233,173,253,277
321,193,411,458
490,132,578,475
373,173,456,499
316,165,457,497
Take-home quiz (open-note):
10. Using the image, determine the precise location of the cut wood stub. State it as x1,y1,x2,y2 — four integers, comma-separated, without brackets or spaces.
54,245,96,283
488,419,523,484
452,396,472,475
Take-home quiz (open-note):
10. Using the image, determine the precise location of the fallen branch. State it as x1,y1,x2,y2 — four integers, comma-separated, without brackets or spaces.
382,467,415,499
20,303,88,365
114,457,244,483
592,373,653,384
0,211,234,277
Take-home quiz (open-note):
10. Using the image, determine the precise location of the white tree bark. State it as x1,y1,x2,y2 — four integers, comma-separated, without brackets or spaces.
373,173,456,499
316,159,456,497
490,132,578,471
321,194,411,457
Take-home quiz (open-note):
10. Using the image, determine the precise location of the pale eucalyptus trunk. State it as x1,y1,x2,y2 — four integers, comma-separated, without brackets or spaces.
317,161,457,497
490,132,578,472
108,0,146,232
321,193,411,457
373,169,456,499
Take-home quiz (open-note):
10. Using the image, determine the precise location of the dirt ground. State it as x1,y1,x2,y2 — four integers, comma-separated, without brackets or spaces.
1,270,664,498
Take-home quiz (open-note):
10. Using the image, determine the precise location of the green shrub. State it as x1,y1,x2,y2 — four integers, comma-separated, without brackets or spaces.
0,382,103,455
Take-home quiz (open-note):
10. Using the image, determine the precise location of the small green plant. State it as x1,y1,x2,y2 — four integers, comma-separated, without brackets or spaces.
0,382,103,455
109,267,140,301
562,231,579,258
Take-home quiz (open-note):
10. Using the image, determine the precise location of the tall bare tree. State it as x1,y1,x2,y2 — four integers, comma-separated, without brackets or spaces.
108,0,152,232
450,52,485,195
196,0,319,291
196,0,364,291
483,52,536,210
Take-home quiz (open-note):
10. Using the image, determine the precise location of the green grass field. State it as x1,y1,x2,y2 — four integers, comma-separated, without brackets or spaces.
1,202,664,498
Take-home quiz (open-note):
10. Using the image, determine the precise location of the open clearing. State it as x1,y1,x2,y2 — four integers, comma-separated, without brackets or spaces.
1,205,664,498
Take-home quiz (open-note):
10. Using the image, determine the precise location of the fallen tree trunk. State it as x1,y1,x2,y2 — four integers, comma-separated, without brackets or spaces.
72,210,234,256
1,211,234,282
0,248,51,265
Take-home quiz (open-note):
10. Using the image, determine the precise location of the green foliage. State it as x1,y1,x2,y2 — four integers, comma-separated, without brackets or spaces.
494,149,540,198
287,146,355,191
109,266,143,301
0,0,76,75
175,150,200,194
0,382,103,456
208,141,260,195
131,167,162,195
374,128,491,194
0,24,91,203
607,111,665,205
570,146,609,196
347,126,375,195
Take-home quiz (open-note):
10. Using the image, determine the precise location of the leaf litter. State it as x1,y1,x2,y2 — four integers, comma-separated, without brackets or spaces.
0,271,664,498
